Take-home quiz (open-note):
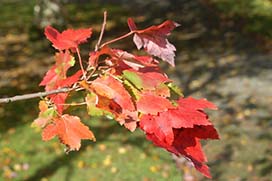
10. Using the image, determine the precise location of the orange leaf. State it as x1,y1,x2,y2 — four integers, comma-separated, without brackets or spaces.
42,114,96,151
90,76,135,111
137,93,174,115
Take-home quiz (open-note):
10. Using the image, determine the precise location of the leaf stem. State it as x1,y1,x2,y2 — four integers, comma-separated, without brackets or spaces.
100,31,135,48
76,48,86,80
85,11,108,80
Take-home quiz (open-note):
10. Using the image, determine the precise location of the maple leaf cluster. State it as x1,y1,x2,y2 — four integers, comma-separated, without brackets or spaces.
33,17,219,178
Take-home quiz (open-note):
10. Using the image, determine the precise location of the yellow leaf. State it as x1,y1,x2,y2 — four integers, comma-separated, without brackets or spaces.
118,147,127,154
103,155,112,166
111,167,117,173
77,160,85,168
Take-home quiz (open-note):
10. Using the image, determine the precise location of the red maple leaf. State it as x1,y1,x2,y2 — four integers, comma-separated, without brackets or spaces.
115,109,138,132
156,99,216,129
32,100,55,128
42,114,96,151
57,70,82,88
127,18,179,66
89,46,159,74
89,75,139,131
146,127,215,178
137,93,174,115
40,51,75,89
48,70,82,114
45,26,92,50
49,93,68,114
140,97,219,178
140,97,218,144
90,75,135,111
122,66,172,98
88,46,114,66
123,69,170,90
145,125,219,178
111,49,159,70
177,97,217,111
40,51,82,113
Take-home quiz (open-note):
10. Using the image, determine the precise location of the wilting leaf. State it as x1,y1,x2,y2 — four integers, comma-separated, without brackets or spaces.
128,18,179,66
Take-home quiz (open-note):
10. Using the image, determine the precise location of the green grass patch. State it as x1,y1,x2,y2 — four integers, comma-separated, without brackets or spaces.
0,116,181,180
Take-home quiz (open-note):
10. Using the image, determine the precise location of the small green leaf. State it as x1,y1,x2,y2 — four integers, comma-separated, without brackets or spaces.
123,70,143,90
55,67,60,74
86,93,113,117
88,106,109,117
40,108,57,118
123,80,140,100
69,57,75,66
167,82,183,98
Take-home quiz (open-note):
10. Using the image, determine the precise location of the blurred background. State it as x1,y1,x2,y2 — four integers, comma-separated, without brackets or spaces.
0,0,271,180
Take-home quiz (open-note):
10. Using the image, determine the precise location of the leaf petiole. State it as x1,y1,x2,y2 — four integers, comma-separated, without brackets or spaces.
99,31,135,48
76,48,87,80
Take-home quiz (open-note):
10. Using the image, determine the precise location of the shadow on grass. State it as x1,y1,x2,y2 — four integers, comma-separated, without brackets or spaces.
0,99,39,133
25,119,149,181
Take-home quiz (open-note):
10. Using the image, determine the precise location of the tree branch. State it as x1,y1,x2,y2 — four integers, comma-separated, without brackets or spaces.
0,87,74,104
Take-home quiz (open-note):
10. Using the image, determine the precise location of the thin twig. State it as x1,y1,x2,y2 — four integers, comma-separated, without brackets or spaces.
85,11,107,80
95,11,107,51
100,31,134,48
76,47,86,80
0,87,74,104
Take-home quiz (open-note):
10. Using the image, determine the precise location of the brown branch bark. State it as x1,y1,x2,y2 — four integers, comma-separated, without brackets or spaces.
0,87,74,104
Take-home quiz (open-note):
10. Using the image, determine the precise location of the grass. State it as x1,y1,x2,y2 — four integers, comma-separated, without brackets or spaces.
0,107,181,180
